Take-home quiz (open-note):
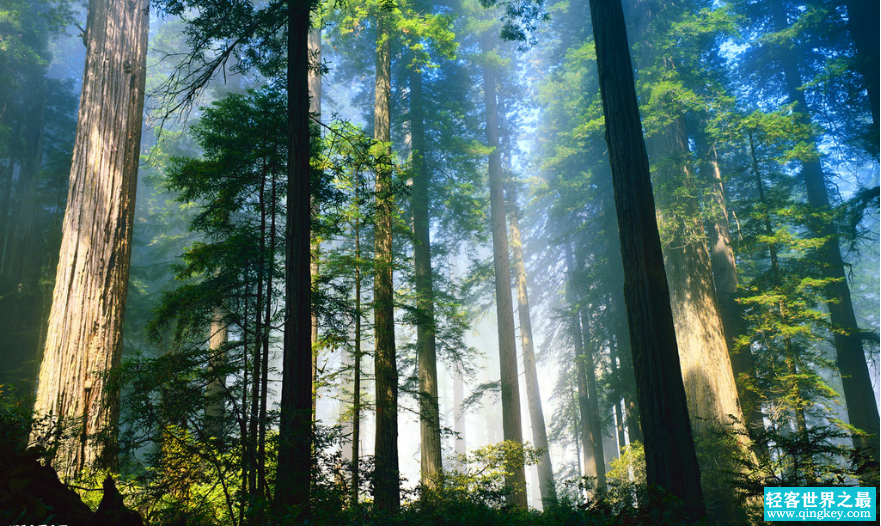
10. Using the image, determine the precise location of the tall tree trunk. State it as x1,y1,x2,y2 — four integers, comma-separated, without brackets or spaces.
481,38,527,509
699,139,766,446
373,12,400,512
587,0,704,513
309,21,321,423
563,240,601,491
773,3,880,466
507,183,556,506
351,182,363,505
410,66,443,488
498,86,557,504
579,308,607,490
275,0,314,515
30,0,148,479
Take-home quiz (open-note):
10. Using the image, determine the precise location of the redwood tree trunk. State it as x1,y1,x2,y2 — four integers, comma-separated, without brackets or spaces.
507,183,556,506
373,12,400,512
275,0,314,515
587,0,704,512
410,66,443,487
31,0,148,479
481,40,527,509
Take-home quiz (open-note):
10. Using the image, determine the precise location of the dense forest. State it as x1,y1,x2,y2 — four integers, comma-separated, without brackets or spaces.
0,0,878,524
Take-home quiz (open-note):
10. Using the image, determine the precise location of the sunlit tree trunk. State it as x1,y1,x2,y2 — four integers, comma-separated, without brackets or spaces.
498,87,556,504
410,66,443,487
373,11,400,512
275,0,314,515
699,140,766,447
30,0,148,479
771,3,880,467
588,0,705,512
309,21,321,422
507,183,556,506
481,38,527,509
206,309,228,442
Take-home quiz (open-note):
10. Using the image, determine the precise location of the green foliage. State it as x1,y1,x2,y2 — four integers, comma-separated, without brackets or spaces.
428,440,542,506
729,424,878,509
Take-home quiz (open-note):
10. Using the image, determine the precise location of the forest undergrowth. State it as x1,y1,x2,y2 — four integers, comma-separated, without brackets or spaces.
2,385,876,526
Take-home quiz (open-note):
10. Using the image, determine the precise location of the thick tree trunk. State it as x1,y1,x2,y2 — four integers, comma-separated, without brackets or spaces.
410,67,444,487
507,183,556,506
31,0,148,479
373,13,400,512
481,41,527,509
275,0,313,515
587,0,704,512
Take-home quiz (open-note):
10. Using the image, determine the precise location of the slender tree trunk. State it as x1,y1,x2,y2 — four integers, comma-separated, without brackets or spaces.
410,66,443,488
587,0,704,512
481,37,527,509
30,0,148,479
563,241,601,491
502,116,556,505
453,367,465,457
373,12,400,512
258,172,276,497
275,0,314,514
351,186,362,505
773,3,880,466
309,21,321,423
579,308,607,490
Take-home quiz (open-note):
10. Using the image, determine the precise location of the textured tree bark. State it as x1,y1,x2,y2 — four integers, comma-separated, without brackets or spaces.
410,66,443,487
372,12,400,512
507,183,556,506
700,141,766,446
773,3,880,464
275,0,313,515
31,0,148,479
588,0,704,512
481,41,527,509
